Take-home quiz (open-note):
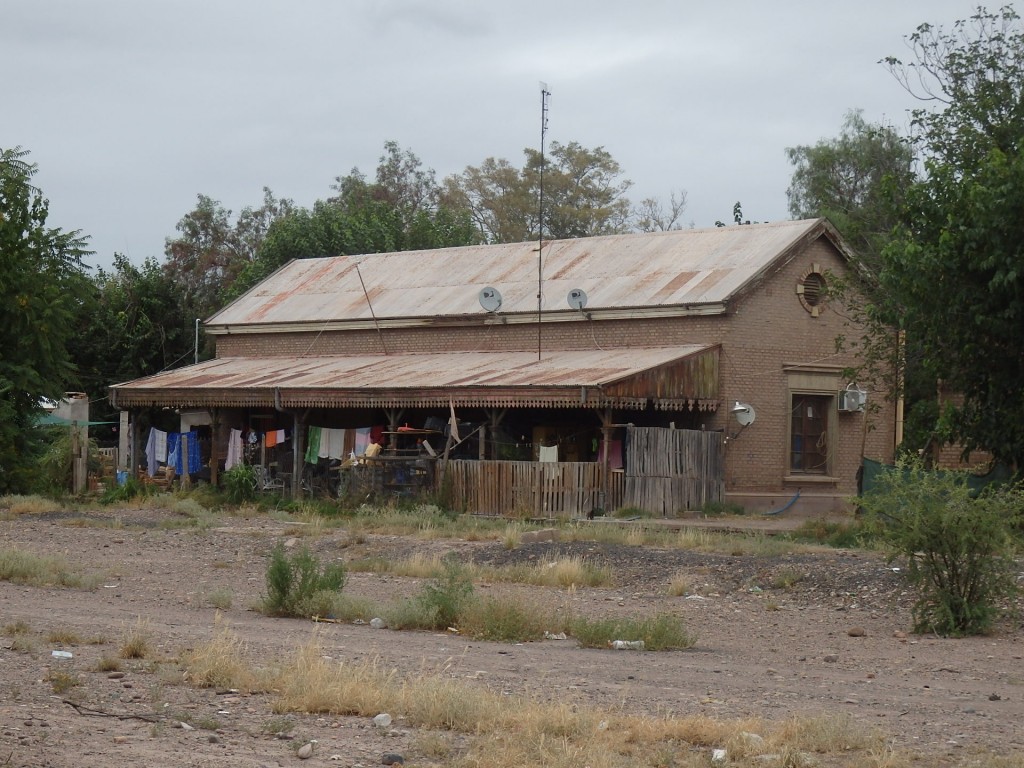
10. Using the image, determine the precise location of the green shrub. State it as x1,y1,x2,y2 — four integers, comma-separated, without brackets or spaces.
100,476,154,504
457,595,557,642
222,464,258,504
859,458,1022,636
386,555,475,631
571,613,695,650
788,519,870,548
262,543,346,617
701,500,746,517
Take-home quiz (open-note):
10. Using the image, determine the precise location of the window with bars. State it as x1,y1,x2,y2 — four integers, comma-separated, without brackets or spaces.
790,394,830,474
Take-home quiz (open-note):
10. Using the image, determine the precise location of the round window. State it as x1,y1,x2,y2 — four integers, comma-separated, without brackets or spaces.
797,268,828,316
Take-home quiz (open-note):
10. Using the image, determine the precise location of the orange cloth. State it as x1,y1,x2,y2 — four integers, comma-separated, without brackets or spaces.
265,430,278,448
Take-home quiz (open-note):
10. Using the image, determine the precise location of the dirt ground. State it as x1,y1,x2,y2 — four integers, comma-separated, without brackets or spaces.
1,507,1023,767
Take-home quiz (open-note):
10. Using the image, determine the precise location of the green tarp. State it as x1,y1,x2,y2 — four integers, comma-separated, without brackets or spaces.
861,456,1014,496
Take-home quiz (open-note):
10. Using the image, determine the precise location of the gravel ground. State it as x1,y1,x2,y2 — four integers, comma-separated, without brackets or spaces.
1,507,1023,767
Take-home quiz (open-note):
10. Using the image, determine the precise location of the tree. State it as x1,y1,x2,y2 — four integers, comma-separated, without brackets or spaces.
786,109,915,271
444,141,634,243
163,188,294,322
633,190,688,232
879,7,1024,467
231,144,479,298
0,146,92,492
73,255,195,430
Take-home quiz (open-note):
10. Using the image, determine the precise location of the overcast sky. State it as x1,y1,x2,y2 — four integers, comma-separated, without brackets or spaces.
5,0,978,271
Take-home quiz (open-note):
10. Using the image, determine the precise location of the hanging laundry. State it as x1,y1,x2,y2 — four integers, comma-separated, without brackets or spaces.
354,427,372,455
225,428,243,470
327,428,345,459
305,426,322,464
153,429,168,463
265,430,278,448
145,428,158,477
167,432,181,472
275,428,286,444
539,445,559,463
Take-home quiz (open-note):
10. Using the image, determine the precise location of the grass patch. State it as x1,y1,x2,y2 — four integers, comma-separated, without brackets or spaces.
2,620,31,636
0,547,102,589
456,594,558,643
770,568,805,591
119,617,152,659
47,627,82,646
571,613,696,651
180,630,891,768
788,519,871,549
46,668,80,694
206,587,233,610
95,655,122,672
0,494,63,516
486,556,614,589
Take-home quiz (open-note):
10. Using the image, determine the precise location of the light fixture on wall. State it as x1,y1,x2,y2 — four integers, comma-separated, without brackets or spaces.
726,401,756,443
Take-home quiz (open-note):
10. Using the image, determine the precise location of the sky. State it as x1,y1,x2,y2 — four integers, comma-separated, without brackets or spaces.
4,0,980,272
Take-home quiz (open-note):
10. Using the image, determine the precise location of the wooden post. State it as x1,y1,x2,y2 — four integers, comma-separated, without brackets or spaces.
210,408,220,487
292,412,304,501
600,408,613,514
130,412,140,478
478,424,486,461
70,421,83,494
181,433,192,490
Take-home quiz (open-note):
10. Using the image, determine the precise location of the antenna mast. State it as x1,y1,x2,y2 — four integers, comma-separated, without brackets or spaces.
538,82,550,362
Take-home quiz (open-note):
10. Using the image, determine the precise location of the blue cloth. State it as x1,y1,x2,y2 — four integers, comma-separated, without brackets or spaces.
166,431,202,475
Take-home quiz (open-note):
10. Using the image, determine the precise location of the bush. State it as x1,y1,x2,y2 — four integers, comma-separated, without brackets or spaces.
859,458,1021,636
789,519,870,548
386,555,475,631
223,464,259,504
457,595,557,642
262,543,346,618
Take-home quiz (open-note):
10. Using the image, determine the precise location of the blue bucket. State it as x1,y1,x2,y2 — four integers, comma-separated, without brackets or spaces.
116,470,129,487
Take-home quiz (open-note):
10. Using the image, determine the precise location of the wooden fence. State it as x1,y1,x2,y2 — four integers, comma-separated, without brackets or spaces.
622,427,724,515
444,427,722,518
445,460,623,518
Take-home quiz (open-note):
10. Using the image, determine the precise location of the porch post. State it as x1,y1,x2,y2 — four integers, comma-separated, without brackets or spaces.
600,407,613,513
130,411,141,479
292,412,304,501
209,408,220,487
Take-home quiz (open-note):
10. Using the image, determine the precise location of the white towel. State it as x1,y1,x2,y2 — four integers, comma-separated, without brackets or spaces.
153,429,168,463
539,444,559,462
225,428,243,470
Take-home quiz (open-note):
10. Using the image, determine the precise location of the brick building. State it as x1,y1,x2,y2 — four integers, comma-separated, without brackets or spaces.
110,218,896,516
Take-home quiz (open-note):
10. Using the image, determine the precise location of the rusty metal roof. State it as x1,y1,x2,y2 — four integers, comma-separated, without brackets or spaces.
110,346,719,411
208,219,836,326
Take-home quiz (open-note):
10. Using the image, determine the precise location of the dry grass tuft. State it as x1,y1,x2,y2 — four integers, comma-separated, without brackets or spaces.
47,627,82,646
118,617,153,659
183,617,269,692
667,572,690,596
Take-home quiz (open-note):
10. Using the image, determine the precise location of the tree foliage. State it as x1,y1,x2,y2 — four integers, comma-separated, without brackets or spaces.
880,6,1024,467
786,109,915,270
73,254,195,430
163,188,295,322
444,141,636,242
231,143,480,296
0,146,92,492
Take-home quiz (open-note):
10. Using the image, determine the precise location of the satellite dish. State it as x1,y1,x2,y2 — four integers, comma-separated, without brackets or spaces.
730,401,756,427
478,286,503,313
567,288,588,311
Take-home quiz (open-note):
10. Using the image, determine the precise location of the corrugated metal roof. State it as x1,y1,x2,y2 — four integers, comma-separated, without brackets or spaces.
208,219,833,326
110,346,719,411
